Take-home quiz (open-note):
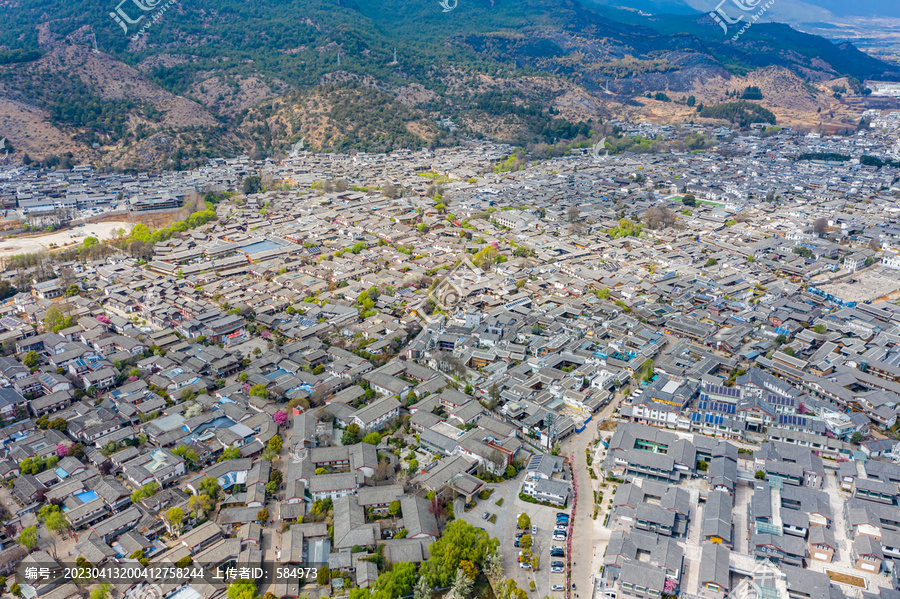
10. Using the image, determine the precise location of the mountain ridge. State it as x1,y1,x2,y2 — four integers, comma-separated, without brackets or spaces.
0,0,896,169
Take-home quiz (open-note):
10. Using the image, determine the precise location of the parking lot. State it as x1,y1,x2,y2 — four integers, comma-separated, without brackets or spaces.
452,471,572,595
505,491,572,595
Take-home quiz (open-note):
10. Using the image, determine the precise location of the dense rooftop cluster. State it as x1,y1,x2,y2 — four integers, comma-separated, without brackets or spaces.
2,117,900,599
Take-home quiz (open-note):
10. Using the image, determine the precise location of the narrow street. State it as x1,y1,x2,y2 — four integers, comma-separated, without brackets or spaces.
562,428,596,597
559,381,632,598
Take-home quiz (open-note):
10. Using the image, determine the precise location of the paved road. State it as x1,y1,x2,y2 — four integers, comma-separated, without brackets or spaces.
733,482,751,555
562,416,600,597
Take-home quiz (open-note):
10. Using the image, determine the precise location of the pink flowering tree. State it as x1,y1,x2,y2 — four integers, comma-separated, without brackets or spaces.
96,315,111,324
273,411,287,425
56,443,68,458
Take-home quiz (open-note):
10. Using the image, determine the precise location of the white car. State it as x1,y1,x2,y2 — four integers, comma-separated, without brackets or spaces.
531,525,537,535
551,585,565,591
519,562,531,569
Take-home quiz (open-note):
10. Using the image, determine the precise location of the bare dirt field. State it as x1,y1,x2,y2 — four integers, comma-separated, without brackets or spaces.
0,222,134,258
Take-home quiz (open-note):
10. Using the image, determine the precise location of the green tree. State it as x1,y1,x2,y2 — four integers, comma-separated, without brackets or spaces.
18,525,38,549
267,435,283,453
362,432,381,445
388,500,401,517
43,306,65,331
242,176,262,195
90,583,112,599
227,579,260,599
248,384,269,399
45,510,68,535
65,284,80,297
342,423,361,445
173,445,199,466
189,493,213,519
74,557,94,584
199,476,220,499
219,446,241,461
851,432,864,445
349,562,417,599
813,324,826,334
705,258,718,267
131,482,160,503
420,520,499,587
257,507,269,522
166,507,184,530
517,513,530,530
22,350,39,369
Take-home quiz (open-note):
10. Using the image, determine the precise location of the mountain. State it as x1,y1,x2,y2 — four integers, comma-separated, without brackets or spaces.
0,0,896,170
587,0,900,20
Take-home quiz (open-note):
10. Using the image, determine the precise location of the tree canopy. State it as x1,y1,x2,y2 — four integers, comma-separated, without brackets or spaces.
419,520,498,587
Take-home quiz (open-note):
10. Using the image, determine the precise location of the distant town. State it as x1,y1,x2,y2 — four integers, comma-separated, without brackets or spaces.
1,113,900,599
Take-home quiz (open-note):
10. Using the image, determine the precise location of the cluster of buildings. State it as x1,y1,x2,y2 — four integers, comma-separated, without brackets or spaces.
0,113,900,598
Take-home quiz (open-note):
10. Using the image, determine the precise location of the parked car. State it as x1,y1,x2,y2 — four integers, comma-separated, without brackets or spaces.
482,512,490,520
551,566,564,573
551,585,565,592
556,513,569,522
531,525,537,536
550,550,564,558
552,561,564,568
553,533,567,541
520,562,532,569
550,545,565,553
